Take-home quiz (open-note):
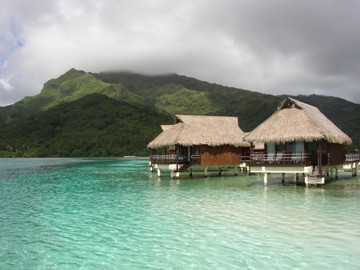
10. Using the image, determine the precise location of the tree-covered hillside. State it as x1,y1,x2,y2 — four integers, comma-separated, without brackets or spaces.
94,71,284,130
0,94,172,157
94,71,360,138
0,69,146,125
0,68,359,157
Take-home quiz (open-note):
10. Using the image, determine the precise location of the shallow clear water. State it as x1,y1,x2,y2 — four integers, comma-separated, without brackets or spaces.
0,158,359,269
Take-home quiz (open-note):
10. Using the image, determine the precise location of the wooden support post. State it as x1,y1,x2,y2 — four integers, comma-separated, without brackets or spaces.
318,143,323,175
294,173,299,184
170,171,180,178
352,162,358,177
335,168,338,179
281,173,285,183
189,168,193,177
176,146,179,172
264,173,268,185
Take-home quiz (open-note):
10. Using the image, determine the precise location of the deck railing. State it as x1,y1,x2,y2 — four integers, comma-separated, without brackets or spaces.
345,152,360,162
150,154,202,165
250,152,311,165
150,154,186,164
151,152,358,166
150,153,312,165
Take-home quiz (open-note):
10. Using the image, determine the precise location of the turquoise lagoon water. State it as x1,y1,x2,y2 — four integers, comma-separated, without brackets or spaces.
0,158,360,269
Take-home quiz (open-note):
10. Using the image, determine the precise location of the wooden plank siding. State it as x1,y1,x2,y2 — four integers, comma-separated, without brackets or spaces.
327,143,346,165
199,145,249,165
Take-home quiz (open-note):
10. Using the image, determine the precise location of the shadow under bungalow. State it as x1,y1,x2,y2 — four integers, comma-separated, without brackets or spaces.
148,97,359,186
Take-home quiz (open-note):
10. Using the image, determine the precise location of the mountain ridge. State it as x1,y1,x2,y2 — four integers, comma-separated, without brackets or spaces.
0,68,358,157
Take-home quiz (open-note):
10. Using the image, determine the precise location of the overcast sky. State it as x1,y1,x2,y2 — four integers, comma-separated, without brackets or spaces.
1,0,360,106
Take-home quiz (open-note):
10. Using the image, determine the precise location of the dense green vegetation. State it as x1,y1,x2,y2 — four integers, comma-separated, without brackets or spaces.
0,68,359,157
0,69,146,125
0,94,172,157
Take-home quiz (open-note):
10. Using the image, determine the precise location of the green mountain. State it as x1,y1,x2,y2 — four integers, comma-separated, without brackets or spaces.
0,93,172,157
0,69,146,125
93,71,360,143
0,68,359,157
92,71,280,130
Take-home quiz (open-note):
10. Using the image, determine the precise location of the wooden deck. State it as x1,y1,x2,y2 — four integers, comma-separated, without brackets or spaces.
250,152,311,165
149,151,359,183
345,152,360,162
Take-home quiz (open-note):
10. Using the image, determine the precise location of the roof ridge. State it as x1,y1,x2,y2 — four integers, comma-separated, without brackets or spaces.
176,114,238,118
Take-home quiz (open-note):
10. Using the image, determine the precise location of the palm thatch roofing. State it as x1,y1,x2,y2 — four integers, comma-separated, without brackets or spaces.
160,125,172,131
245,97,352,145
148,114,250,149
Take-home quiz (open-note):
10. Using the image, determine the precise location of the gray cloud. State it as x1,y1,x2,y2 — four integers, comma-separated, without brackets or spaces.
1,0,359,106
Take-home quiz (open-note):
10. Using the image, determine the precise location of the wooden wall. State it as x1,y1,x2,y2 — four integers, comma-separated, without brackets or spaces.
199,145,247,165
327,143,346,165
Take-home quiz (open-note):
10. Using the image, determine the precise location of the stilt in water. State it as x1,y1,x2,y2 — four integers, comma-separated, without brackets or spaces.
294,173,299,184
352,162,358,177
171,170,180,178
204,167,208,177
264,173,268,185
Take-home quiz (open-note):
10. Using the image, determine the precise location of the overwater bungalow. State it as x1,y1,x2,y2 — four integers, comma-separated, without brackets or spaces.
148,114,250,177
245,97,354,185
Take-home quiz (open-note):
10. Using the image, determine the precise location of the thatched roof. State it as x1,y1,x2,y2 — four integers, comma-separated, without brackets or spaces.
244,132,264,149
148,114,250,149
245,97,352,145
160,125,172,131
